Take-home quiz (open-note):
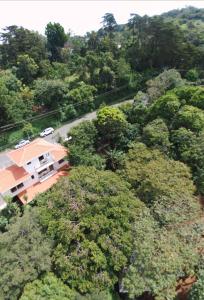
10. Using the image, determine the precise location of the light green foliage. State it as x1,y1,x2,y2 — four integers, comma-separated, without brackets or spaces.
173,86,204,110
96,106,128,145
33,78,68,108
146,69,184,102
149,93,181,122
188,270,204,300
143,118,170,152
98,66,116,91
0,209,52,300
120,142,201,233
68,120,97,150
67,82,97,113
37,167,144,293
0,70,33,125
120,142,195,207
122,210,199,300
16,54,39,84
116,58,132,85
20,273,75,300
185,69,199,82
176,105,204,132
22,122,35,139
190,87,204,109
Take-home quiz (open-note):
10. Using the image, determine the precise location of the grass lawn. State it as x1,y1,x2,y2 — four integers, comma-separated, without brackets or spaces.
0,114,60,151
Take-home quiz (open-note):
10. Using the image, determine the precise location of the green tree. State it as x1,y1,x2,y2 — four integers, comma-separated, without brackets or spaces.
22,122,35,139
16,54,39,84
176,105,204,132
68,121,105,169
120,142,195,206
143,118,170,152
20,273,75,300
0,25,47,68
0,70,33,125
45,22,68,61
96,106,128,147
0,209,52,300
102,13,117,35
185,69,199,82
33,78,68,108
146,69,184,102
67,82,97,114
37,167,145,293
122,210,199,300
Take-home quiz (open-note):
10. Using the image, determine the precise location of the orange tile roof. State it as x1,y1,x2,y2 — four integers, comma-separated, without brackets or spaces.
8,138,68,167
0,165,30,193
18,169,68,204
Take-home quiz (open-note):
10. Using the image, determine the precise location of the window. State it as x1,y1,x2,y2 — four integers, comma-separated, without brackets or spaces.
27,161,31,165
58,159,64,164
17,183,24,189
11,186,17,193
39,155,44,161
38,168,47,175
31,175,34,179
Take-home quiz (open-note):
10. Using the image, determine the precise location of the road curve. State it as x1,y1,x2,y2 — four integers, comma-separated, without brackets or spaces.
44,99,134,143
0,99,134,168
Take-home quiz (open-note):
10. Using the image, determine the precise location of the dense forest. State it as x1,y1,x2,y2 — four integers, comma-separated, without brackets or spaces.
2,6,204,300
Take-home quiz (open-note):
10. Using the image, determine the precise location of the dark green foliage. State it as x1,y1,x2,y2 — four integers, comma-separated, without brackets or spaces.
45,22,67,61
36,167,144,293
188,270,204,300
142,118,170,152
0,25,47,68
68,121,105,169
0,209,52,300
16,54,39,84
122,210,199,300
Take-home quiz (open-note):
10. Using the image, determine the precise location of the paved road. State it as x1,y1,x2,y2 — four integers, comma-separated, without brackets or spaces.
0,99,134,168
44,99,134,143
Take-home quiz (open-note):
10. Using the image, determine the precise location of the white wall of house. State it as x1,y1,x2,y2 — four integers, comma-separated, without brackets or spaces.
23,152,53,174
2,174,39,198
1,157,68,200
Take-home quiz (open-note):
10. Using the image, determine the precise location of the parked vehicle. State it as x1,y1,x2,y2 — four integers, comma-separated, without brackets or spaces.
64,136,72,142
40,127,54,137
14,139,30,149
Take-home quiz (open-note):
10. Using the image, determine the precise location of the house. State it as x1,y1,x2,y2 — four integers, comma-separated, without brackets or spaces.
0,138,68,209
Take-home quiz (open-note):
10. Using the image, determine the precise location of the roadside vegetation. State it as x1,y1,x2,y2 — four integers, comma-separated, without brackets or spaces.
2,6,204,300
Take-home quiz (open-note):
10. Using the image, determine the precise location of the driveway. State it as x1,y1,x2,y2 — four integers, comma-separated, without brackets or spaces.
0,153,13,169
44,99,134,143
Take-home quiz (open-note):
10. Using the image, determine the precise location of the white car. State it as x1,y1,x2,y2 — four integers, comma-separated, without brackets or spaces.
40,127,54,137
64,136,72,142
14,139,30,149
